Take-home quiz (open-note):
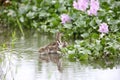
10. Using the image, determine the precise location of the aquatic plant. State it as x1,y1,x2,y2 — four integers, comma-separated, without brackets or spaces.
0,0,120,62
89,0,99,15
60,14,71,24
98,23,109,34
59,0,120,62
73,0,89,11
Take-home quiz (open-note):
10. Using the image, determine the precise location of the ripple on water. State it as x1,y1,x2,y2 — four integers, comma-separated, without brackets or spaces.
0,32,120,80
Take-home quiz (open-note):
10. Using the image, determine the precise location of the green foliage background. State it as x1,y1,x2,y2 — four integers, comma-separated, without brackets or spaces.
0,0,120,61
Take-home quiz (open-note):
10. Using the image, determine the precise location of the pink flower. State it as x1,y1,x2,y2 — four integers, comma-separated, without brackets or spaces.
60,14,71,24
73,0,89,11
73,1,80,10
87,8,97,16
98,23,109,33
88,0,100,16
90,0,99,10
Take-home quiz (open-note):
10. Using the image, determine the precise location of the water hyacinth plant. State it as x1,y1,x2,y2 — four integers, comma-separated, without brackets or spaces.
59,0,120,61
60,14,71,24
73,0,89,11
0,0,120,62
87,0,100,16
98,23,109,34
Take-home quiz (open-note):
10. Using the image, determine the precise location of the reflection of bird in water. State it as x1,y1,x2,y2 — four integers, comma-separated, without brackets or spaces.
39,32,67,54
39,53,63,72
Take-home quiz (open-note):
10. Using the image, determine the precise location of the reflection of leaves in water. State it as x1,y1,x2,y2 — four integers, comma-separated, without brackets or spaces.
11,31,17,48
72,57,120,69
0,50,21,80
0,66,3,80
91,58,120,69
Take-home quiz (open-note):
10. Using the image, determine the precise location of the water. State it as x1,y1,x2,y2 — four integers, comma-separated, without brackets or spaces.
0,30,120,80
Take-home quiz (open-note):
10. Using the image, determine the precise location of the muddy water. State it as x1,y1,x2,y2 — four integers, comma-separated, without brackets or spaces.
0,31,120,80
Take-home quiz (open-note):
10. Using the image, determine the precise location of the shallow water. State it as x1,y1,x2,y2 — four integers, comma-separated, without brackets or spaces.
0,31,120,80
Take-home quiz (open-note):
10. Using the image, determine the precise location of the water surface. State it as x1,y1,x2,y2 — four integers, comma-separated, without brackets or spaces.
0,31,120,80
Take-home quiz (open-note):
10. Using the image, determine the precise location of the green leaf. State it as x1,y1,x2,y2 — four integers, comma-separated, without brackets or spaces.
79,54,88,61
64,23,72,29
91,33,99,39
81,33,89,38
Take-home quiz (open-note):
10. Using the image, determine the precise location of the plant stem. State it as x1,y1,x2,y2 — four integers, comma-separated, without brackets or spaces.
16,18,24,36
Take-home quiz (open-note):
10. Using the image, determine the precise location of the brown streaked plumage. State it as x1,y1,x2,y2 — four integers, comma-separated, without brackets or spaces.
39,32,68,54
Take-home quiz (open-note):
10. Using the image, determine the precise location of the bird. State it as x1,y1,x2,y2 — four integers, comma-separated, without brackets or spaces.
39,32,67,54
